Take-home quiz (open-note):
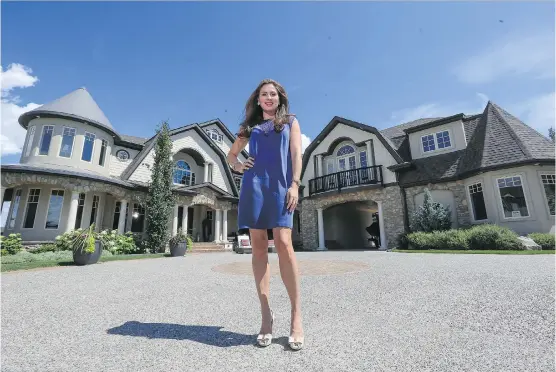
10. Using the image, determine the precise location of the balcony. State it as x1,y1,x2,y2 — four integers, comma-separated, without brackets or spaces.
308,165,383,196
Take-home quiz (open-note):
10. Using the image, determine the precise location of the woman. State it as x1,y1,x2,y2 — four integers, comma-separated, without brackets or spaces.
227,78,304,351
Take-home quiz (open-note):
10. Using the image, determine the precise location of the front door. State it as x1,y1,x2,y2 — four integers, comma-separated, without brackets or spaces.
338,155,357,186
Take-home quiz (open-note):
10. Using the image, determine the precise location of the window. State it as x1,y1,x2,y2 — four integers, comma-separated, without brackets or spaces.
206,210,213,220
326,160,335,174
112,201,121,230
540,174,555,216
24,126,36,157
359,151,368,168
75,193,86,229
173,160,196,186
23,189,41,228
7,189,22,229
497,175,529,218
99,139,108,166
206,129,223,143
337,145,355,156
421,130,452,153
116,149,130,161
131,204,145,232
468,182,488,221
45,190,65,229
59,127,76,158
89,195,99,226
39,125,54,155
234,176,242,190
82,132,96,162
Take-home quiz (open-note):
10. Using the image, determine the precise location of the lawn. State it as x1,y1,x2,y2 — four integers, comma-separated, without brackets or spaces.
1,253,167,272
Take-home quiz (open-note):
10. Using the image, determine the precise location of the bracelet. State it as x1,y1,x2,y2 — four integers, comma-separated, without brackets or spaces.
230,160,241,171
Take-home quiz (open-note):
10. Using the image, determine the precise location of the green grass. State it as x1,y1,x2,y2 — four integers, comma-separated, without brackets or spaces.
1,253,167,273
392,249,555,255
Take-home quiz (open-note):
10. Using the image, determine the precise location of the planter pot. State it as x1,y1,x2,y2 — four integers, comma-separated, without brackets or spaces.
170,242,188,257
73,240,102,266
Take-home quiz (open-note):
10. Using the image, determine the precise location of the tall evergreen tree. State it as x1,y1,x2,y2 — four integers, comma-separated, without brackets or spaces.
145,121,175,253
410,188,452,232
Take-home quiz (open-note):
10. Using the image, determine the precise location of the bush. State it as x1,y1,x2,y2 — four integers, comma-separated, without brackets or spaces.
410,189,452,233
0,233,23,255
97,230,141,254
405,224,524,250
169,229,193,251
528,233,555,250
54,229,84,251
467,224,524,250
31,244,59,254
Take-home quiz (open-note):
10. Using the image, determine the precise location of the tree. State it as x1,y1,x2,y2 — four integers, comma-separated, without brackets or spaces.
145,121,175,253
410,188,452,232
549,127,555,144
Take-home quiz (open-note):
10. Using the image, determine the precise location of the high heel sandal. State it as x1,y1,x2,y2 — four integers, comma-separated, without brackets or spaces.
256,309,274,347
288,335,304,351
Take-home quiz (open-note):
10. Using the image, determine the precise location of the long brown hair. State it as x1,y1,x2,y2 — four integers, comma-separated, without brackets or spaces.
237,78,295,138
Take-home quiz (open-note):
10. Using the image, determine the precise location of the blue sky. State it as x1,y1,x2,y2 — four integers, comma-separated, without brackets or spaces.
2,1,555,164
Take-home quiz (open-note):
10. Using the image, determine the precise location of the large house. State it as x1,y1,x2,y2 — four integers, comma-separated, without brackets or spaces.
1,87,554,250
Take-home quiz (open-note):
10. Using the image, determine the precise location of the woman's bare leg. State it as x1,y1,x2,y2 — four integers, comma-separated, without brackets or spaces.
272,227,304,341
250,229,273,335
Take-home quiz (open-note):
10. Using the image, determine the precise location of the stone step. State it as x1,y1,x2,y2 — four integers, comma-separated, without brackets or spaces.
189,242,227,253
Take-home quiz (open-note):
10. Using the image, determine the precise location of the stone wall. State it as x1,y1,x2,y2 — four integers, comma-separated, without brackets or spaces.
404,181,471,229
300,185,406,250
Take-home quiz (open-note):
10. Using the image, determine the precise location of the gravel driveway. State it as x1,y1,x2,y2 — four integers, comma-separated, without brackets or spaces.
2,251,554,372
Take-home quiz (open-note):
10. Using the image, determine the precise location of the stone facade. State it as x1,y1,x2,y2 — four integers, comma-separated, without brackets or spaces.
404,181,471,229
300,185,406,250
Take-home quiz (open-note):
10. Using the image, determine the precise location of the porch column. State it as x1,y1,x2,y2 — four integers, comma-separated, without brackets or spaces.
0,187,6,209
366,140,373,166
118,200,127,234
172,205,179,235
316,154,322,176
222,209,228,243
317,208,327,250
214,209,222,242
377,201,387,250
204,162,210,183
65,191,80,233
95,194,104,231
181,205,188,235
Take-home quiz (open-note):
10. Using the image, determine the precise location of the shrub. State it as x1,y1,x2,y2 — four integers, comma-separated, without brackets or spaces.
169,229,193,251
54,229,85,251
528,233,555,250
97,230,140,254
0,233,23,255
467,224,524,250
31,244,59,254
410,189,452,233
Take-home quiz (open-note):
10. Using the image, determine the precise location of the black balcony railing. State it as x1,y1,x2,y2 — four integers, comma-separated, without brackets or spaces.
308,165,383,196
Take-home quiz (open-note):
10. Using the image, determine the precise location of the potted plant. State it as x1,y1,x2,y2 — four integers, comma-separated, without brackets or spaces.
72,224,103,265
169,228,192,257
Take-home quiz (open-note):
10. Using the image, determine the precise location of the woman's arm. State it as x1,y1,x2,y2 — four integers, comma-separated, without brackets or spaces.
287,118,302,212
227,137,253,173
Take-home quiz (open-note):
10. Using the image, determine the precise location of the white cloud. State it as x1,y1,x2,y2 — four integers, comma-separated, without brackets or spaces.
453,32,555,84
510,92,555,136
301,133,311,154
1,63,41,156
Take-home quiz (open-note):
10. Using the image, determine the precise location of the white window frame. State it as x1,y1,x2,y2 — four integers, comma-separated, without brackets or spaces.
206,128,223,143
466,181,489,222
81,132,96,163
58,126,76,159
98,138,108,166
22,188,41,229
38,125,54,156
173,160,196,186
420,129,454,154
495,174,532,220
44,189,65,230
24,126,36,157
539,172,556,218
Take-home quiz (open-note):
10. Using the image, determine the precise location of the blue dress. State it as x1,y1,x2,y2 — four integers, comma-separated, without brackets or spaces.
237,116,294,230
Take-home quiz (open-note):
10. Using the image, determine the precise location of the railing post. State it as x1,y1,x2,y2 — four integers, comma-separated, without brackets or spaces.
379,166,383,185
337,172,341,192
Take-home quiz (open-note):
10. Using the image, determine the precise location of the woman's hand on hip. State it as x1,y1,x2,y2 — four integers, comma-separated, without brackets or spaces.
286,185,299,213
234,157,255,173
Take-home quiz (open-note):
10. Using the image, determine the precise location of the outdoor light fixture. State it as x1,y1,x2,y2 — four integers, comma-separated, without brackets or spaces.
132,212,139,218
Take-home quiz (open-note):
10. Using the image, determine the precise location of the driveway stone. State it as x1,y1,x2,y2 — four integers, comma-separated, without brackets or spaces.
2,251,554,371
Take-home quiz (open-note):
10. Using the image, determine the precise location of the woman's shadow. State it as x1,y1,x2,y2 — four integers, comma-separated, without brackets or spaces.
106,321,289,348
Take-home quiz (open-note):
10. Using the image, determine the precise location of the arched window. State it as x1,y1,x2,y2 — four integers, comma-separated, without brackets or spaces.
173,160,196,186
337,145,355,156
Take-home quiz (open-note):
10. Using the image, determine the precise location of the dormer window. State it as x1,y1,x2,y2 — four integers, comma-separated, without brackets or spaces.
421,130,452,153
206,129,223,143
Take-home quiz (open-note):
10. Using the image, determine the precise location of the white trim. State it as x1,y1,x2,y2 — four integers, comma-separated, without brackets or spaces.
465,180,489,223
21,187,41,229
538,171,556,218
6,188,22,230
81,131,96,163
494,174,532,221
44,188,65,230
38,125,54,156
57,126,76,159
420,128,454,155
